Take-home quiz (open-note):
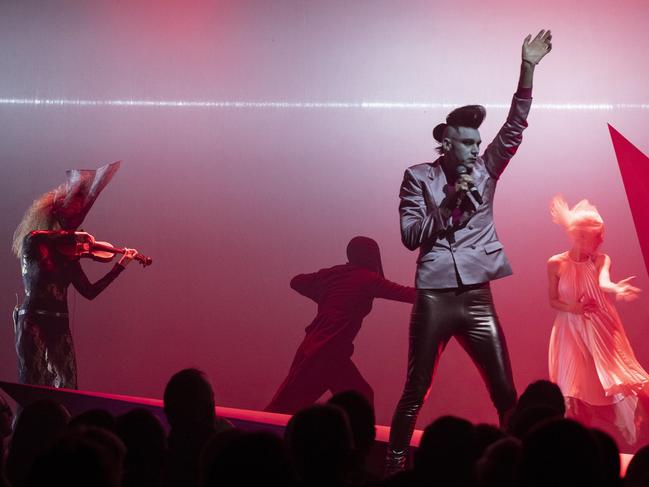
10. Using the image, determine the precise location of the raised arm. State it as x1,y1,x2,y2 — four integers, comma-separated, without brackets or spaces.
483,30,552,179
399,168,447,251
519,29,552,92
596,254,641,301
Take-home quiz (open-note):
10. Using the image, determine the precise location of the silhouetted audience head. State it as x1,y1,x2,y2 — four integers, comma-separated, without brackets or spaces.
328,390,378,486
477,437,522,487
624,443,649,487
0,394,12,440
26,426,125,487
328,390,376,457
414,415,478,487
6,399,70,487
199,428,246,484
516,380,566,415
0,395,12,487
285,404,352,487
508,380,565,438
163,368,231,487
164,368,215,429
69,408,116,433
116,409,167,487
591,428,621,486
509,405,563,438
518,418,604,487
474,423,506,458
203,431,296,487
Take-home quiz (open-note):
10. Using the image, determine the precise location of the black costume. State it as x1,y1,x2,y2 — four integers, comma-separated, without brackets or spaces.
266,237,416,414
14,231,124,388
13,161,122,389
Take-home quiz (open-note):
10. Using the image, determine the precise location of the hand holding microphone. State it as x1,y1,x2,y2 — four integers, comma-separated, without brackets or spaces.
455,164,483,205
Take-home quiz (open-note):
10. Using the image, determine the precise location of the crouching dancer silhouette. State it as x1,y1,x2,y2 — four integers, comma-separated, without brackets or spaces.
386,30,553,473
266,236,416,414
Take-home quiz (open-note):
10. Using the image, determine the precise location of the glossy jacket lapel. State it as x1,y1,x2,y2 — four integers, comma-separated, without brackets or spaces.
426,161,447,209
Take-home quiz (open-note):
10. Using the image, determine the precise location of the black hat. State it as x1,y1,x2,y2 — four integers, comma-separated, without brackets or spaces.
432,105,486,142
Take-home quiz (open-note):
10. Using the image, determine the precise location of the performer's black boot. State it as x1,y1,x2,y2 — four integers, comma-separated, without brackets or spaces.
385,395,423,477
384,448,408,477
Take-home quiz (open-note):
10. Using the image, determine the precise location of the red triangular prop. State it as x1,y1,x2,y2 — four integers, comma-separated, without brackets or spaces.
608,124,649,276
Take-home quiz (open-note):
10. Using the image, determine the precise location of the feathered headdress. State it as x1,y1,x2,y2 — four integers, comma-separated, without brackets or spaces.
550,195,603,231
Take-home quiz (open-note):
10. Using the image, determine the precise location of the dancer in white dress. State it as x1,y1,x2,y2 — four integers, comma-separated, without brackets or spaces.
547,195,649,445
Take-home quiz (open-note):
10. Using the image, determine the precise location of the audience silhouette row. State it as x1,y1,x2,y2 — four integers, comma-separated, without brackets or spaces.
1,372,649,486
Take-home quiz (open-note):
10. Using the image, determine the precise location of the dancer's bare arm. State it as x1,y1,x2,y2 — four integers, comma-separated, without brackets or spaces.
596,254,641,301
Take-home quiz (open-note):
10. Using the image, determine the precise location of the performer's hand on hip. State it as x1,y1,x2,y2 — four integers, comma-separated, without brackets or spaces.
118,248,138,267
522,29,552,65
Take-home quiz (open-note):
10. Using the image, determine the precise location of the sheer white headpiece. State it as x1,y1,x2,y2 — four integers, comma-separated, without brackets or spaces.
550,195,604,232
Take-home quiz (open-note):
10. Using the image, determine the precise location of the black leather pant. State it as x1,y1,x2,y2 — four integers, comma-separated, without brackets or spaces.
387,284,516,469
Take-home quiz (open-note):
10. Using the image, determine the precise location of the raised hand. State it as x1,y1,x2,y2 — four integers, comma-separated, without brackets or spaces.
615,276,641,301
522,29,552,65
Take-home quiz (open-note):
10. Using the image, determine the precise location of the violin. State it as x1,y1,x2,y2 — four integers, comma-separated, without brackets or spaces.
59,232,153,267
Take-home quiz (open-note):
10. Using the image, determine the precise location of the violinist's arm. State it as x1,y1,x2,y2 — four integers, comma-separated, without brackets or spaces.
30,230,77,241
70,260,125,300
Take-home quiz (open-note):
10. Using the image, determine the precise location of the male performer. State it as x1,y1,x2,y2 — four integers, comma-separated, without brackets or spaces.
386,30,552,471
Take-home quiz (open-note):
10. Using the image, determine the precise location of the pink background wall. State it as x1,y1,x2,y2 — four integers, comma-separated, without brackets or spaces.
1,0,648,427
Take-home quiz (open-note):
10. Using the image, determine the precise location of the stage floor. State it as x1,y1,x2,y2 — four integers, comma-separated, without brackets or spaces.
0,380,421,444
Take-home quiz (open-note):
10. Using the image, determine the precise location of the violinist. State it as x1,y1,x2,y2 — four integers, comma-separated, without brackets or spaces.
11,162,143,389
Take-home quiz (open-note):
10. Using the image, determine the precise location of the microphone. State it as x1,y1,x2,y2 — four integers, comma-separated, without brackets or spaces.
456,164,483,205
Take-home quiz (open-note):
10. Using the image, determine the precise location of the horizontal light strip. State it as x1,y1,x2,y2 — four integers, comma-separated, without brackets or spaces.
0,98,648,111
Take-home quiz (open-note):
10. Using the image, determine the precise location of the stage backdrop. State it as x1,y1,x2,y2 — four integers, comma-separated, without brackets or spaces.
1,0,648,427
